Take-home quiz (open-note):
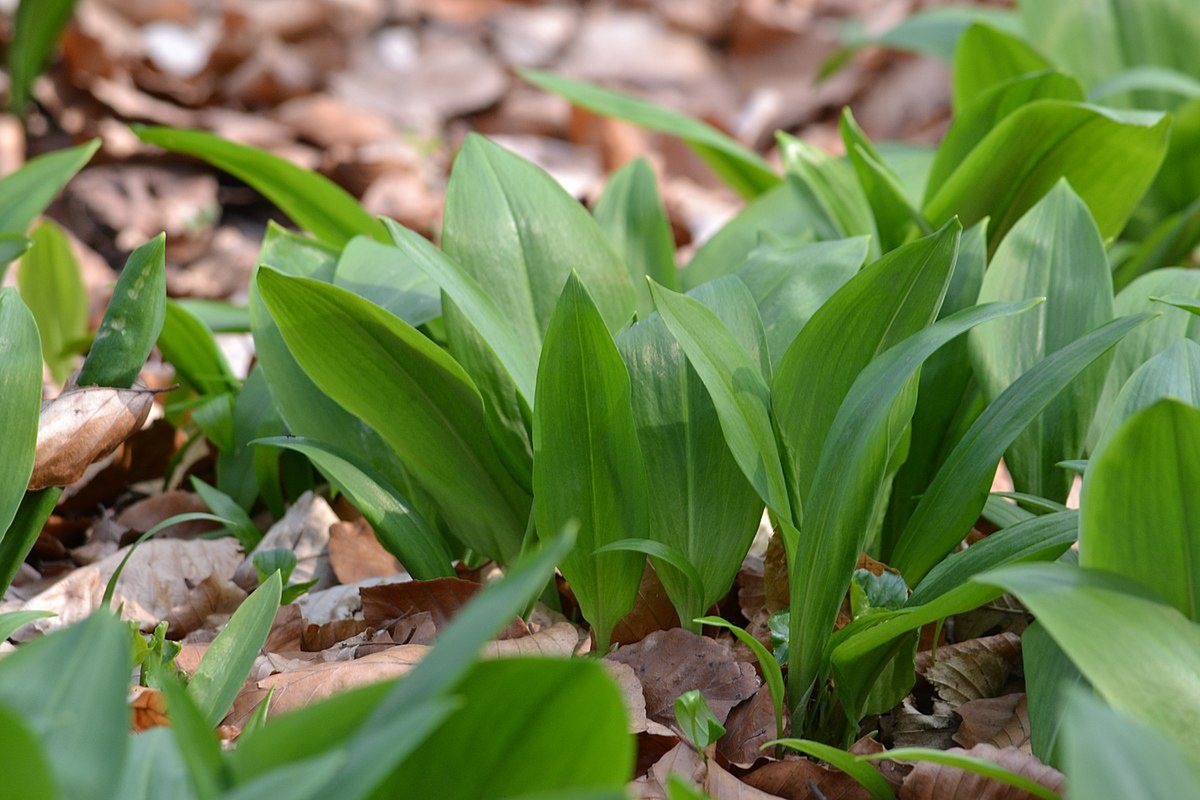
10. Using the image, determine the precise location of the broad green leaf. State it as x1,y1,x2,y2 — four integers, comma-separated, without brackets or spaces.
697,617,785,742
158,672,224,800
0,704,58,800
0,139,98,237
0,609,53,641
17,221,87,383
0,288,42,543
0,488,62,596
215,366,282,510
258,268,529,562
593,157,678,314
1113,198,1200,291
114,729,196,800
952,22,1052,111
189,572,282,726
737,236,869,369
927,72,1085,198
0,612,130,800
892,313,1149,582
774,221,961,514
674,690,725,750
159,300,238,396
648,280,790,522
533,274,646,651
777,133,879,256
789,298,1038,712
189,477,261,551
617,277,768,622
175,299,250,333
770,740,895,800
840,110,930,251
924,101,1171,249
77,234,166,389
1090,66,1200,103
331,236,440,327
134,126,383,247
596,539,705,613
831,5,1020,65
1063,692,1200,799
254,436,453,579
682,178,838,289
1081,400,1200,620
519,69,778,198
969,181,1114,501
1023,622,1085,768
1092,339,1200,454
6,0,76,113
978,563,1200,758
866,749,1061,800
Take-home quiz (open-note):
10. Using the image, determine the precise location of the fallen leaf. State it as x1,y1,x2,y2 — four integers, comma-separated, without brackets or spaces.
763,531,788,613
163,574,247,637
29,387,157,490
743,757,872,800
718,684,781,768
898,743,1065,800
235,491,338,591
293,574,413,625
612,562,681,646
129,685,168,732
636,742,781,799
608,628,760,728
849,737,910,793
327,518,401,584
361,577,528,639
116,490,218,540
954,694,1031,751
482,621,580,658
302,618,369,652
917,633,1022,707
883,696,958,750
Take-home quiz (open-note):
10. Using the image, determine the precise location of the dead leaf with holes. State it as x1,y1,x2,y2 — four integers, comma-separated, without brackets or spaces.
29,386,157,490
917,633,1022,707
898,743,1064,800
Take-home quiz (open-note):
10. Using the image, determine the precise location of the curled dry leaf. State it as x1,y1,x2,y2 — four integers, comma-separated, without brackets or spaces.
898,743,1065,800
302,618,369,652
163,573,247,637
327,518,401,584
293,574,413,625
234,491,338,591
607,628,760,729
29,386,157,490
361,577,530,640
954,694,1031,751
917,633,1022,707
743,757,872,800
129,685,168,732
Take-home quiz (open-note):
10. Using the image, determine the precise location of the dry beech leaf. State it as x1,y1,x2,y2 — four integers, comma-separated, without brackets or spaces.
163,574,246,637
607,628,760,728
850,736,911,792
302,618,369,652
743,757,871,800
954,694,1031,751
884,696,959,750
611,562,681,646
482,621,580,658
129,685,168,732
718,684,782,768
605,660,658,735
29,386,156,490
635,742,781,799
327,518,401,584
116,490,218,540
235,491,338,592
898,743,1064,800
917,633,1022,707
763,531,789,613
293,575,413,625
737,554,766,621
361,577,529,640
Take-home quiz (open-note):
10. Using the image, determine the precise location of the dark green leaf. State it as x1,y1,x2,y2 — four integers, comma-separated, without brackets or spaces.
0,289,42,539
189,477,261,550
777,133,879,256
0,704,58,799
840,109,930,251
6,0,77,113
0,488,62,597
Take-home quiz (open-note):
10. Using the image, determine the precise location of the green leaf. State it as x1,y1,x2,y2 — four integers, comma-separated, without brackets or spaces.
866,749,1062,800
114,729,195,800
251,548,296,585
924,101,1171,249
769,739,895,800
331,236,440,327
777,133,879,256
952,22,1052,111
674,690,725,750
17,221,87,383
133,126,383,247
891,313,1149,582
533,274,647,651
593,157,678,315
0,234,32,271
851,570,908,617
6,0,76,113
103,512,237,607
0,140,98,237
519,69,778,198
737,236,869,369
1023,622,1085,768
157,671,225,800
832,5,1020,64
159,300,238,396
978,563,1200,758
257,267,529,562
0,703,58,800
188,571,282,726
174,299,250,333
189,477,261,550
840,109,930,251
0,289,42,540
1092,339,1200,456
617,276,768,622
77,234,166,389
0,612,130,800
774,221,961,514
697,616,785,742
215,366,282,509
789,298,1039,712
253,436,452,579
0,488,62,597
597,539,705,611
969,181,1114,501
648,279,790,521
1090,65,1200,103
1082,400,1200,620
0,609,53,641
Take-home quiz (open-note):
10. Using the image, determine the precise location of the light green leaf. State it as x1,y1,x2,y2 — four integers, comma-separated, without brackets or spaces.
533,274,647,651
331,236,440,327
952,22,1052,111
1093,339,1200,455
174,299,250,333
0,609,54,641
157,672,224,800
674,690,725,750
134,126,383,247
1023,622,1085,768
0,489,62,597
777,133,879,256
0,140,98,237
0,290,42,544
832,5,1020,65
6,0,76,113
17,221,87,383
840,109,930,251
0,704,58,800
159,300,238,396
189,477,261,551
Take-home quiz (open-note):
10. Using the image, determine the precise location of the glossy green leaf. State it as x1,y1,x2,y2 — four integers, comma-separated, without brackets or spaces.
1023,622,1085,768
0,703,58,800
777,133,879,255
134,126,383,247
867,749,1061,800
892,313,1148,582
77,234,166,389
840,109,930,251
770,739,895,800
789,298,1038,712
533,274,646,650
593,157,678,314
774,221,961,514
617,276,767,622
253,436,452,579
674,690,725,750
1093,339,1200,454
0,290,42,540
596,539,705,611
258,267,529,562
1082,400,1200,619
979,563,1200,757
189,571,282,726
17,221,87,383
159,300,238,396
969,181,1114,501
952,22,1052,111
697,616,785,741
0,488,62,596
924,101,1171,249
189,477,261,550
519,69,778,198
0,140,98,236
737,236,869,369
331,236,440,327
0,612,130,800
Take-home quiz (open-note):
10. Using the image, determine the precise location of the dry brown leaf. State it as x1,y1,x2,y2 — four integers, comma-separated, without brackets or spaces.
918,633,1022,707
718,684,782,768
129,685,168,732
737,554,766,621
302,618,369,652
293,575,413,625
635,742,782,799
955,694,1031,751
608,628,760,728
60,418,182,512
163,574,246,637
612,563,681,646
743,757,872,800
235,491,337,591
327,518,401,584
605,660,657,735
762,531,788,613
116,490,217,540
898,743,1065,800
29,387,156,490
482,621,580,658
360,577,527,640
884,696,958,750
